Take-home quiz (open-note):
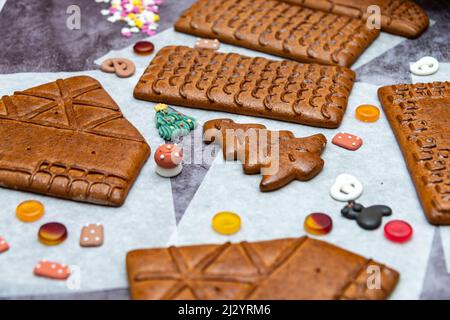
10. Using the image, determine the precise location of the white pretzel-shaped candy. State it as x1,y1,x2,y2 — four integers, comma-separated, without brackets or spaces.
330,174,363,202
410,57,439,76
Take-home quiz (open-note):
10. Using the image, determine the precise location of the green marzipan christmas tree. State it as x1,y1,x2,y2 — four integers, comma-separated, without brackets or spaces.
154,104,197,141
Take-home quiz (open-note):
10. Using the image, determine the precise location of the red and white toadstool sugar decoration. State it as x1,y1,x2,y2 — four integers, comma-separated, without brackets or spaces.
0,236,9,253
154,143,183,177
154,143,183,168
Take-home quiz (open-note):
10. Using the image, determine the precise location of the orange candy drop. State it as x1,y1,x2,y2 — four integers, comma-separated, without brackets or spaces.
355,105,380,122
16,200,45,222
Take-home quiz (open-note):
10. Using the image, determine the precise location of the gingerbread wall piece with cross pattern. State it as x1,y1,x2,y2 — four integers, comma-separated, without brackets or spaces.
126,236,399,300
282,0,429,38
174,0,379,67
0,76,150,206
378,81,450,224
134,46,355,129
203,119,326,191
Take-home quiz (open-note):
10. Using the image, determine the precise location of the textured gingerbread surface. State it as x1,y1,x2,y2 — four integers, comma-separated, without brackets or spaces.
203,119,327,191
0,76,150,206
283,0,429,38
134,46,355,128
378,81,450,225
2,0,450,301
174,0,379,67
127,236,399,300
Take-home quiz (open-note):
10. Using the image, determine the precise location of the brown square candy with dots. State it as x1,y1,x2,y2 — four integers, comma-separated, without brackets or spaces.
80,223,104,247
195,38,220,50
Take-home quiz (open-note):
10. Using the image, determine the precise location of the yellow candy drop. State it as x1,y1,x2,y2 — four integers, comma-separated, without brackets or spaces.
154,15,160,22
135,19,143,28
16,200,45,223
212,211,241,235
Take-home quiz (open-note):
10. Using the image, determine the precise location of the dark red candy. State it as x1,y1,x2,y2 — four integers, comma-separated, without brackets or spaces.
384,220,413,243
38,222,68,246
133,41,154,55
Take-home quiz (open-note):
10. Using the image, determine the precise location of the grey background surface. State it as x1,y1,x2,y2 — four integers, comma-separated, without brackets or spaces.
0,0,449,299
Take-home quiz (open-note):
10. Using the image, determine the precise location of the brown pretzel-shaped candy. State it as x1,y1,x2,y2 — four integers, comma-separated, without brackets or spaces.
100,58,136,78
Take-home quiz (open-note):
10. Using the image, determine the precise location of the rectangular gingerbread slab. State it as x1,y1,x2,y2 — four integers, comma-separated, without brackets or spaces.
0,76,150,206
134,46,355,128
127,237,399,300
282,0,429,38
174,0,379,67
378,81,450,224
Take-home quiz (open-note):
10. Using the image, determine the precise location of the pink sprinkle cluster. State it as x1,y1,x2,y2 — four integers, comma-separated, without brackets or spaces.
96,0,163,37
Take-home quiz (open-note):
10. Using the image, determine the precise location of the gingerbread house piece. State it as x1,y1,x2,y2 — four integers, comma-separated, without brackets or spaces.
0,76,150,206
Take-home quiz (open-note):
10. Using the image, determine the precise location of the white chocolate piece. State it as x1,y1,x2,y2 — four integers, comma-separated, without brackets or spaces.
410,57,439,76
330,174,363,202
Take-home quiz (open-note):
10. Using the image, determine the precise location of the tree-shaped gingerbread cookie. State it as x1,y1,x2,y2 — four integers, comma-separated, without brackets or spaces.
203,119,326,191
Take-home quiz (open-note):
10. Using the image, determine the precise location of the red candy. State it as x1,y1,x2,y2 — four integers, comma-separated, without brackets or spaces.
384,220,413,243
0,236,9,253
154,144,183,169
332,132,363,151
133,41,154,55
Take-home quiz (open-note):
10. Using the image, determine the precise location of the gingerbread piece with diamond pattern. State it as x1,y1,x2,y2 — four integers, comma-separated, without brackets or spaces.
127,237,399,300
0,76,150,206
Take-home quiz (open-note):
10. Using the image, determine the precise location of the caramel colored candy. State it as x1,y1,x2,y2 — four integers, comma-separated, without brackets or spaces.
16,200,45,222
38,222,68,246
304,213,333,236
355,105,380,122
